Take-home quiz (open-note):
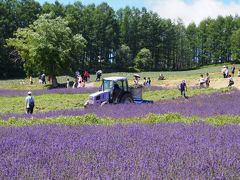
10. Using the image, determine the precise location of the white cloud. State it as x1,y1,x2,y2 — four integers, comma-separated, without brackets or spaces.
145,0,240,25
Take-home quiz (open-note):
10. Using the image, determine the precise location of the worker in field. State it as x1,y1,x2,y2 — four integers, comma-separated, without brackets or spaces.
29,76,33,85
146,77,151,88
25,91,35,114
231,64,236,77
96,70,102,81
133,74,140,85
228,75,234,87
199,74,205,88
179,80,187,98
205,73,210,88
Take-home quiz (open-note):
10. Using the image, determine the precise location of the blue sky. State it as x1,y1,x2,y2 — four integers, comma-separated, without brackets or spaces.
36,0,240,25
36,0,240,7
37,0,146,9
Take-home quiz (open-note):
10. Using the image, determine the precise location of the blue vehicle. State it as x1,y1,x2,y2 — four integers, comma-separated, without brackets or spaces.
84,76,153,107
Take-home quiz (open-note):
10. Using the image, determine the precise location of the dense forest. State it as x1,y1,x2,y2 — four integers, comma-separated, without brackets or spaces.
1,0,240,79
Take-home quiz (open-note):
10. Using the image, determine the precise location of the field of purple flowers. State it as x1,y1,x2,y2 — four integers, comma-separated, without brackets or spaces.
0,123,239,179
0,86,166,97
0,87,98,96
2,90,240,120
0,84,240,178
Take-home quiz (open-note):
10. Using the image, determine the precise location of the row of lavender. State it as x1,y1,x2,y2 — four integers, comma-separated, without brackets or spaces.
0,87,98,96
0,86,165,96
0,123,239,179
2,90,240,120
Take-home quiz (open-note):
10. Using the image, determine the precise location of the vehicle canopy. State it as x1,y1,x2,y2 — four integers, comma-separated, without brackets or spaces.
102,77,128,91
103,77,127,81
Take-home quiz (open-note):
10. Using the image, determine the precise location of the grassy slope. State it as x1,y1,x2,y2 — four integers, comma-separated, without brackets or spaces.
0,64,236,115
0,93,89,114
0,87,230,114
0,64,233,90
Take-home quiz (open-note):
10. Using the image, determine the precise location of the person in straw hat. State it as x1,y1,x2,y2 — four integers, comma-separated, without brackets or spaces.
25,91,35,114
133,74,140,85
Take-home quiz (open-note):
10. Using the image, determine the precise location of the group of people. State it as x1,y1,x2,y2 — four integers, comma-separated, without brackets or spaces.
133,74,151,88
221,65,236,87
26,66,239,114
180,72,210,99
199,73,210,88
71,70,90,88
221,65,236,78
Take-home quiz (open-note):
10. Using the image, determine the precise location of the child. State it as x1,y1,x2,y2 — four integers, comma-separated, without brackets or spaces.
199,74,205,88
66,78,70,88
143,77,147,86
179,80,187,98
228,75,234,87
147,77,151,88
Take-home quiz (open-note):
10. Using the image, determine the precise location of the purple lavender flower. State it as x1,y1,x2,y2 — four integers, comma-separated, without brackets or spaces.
0,123,239,179
0,87,98,96
2,90,240,120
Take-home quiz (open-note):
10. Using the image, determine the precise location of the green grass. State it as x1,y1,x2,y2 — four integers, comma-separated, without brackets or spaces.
0,93,89,114
143,87,230,101
0,87,230,114
0,64,233,90
1,113,240,127
0,76,75,90
100,64,228,79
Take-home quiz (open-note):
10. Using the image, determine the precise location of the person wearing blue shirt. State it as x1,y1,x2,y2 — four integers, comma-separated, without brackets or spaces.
179,80,187,98
25,91,35,114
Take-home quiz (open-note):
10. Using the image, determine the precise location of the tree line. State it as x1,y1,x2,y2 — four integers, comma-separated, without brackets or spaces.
1,0,240,79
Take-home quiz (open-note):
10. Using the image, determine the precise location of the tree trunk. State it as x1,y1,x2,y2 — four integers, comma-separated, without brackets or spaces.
51,75,58,88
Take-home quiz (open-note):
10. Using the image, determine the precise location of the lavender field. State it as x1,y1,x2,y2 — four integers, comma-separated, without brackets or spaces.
0,123,239,179
0,83,240,178
2,90,240,121
0,87,98,96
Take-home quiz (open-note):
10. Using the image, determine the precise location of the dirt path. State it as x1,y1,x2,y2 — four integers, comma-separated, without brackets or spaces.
85,82,95,88
157,77,240,89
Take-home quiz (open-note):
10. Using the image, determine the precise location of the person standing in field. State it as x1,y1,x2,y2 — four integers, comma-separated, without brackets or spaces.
228,75,234,87
179,80,187,98
66,78,70,88
147,77,151,88
231,64,236,77
25,91,35,114
205,73,210,88
143,77,147,86
41,73,46,84
199,74,205,88
29,76,33,85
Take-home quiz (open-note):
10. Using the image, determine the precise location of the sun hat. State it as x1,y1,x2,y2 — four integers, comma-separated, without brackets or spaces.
28,91,32,95
133,74,140,78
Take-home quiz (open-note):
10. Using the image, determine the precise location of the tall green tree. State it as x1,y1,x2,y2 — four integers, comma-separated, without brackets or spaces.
115,44,132,71
231,29,240,61
186,22,198,67
134,48,153,71
7,14,86,86
198,18,212,65
0,0,41,78
42,1,65,17
174,20,192,70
